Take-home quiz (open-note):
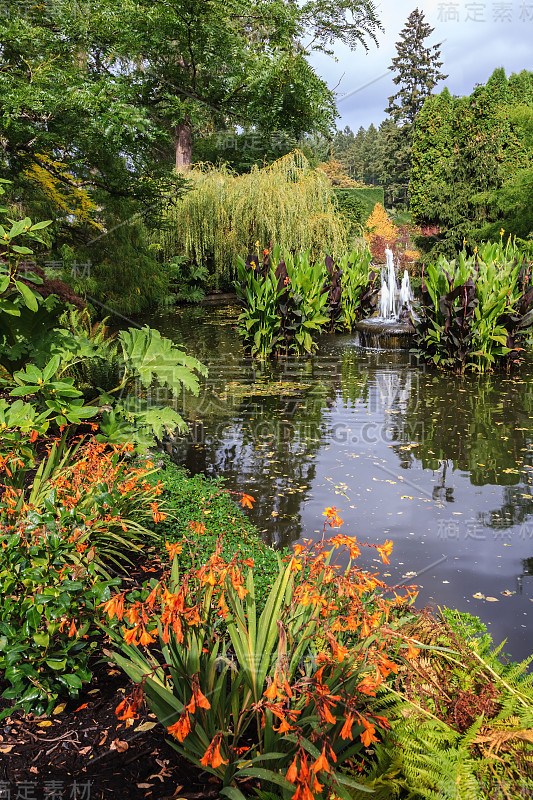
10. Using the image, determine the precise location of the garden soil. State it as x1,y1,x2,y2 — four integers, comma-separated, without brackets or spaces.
0,659,218,800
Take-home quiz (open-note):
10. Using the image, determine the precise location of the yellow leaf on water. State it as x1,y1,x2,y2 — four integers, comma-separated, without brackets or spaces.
485,597,499,602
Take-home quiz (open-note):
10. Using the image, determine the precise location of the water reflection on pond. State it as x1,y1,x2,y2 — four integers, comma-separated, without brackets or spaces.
139,302,533,659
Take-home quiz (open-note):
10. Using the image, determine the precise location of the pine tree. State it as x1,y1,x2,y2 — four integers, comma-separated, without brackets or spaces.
386,8,447,125
384,8,447,208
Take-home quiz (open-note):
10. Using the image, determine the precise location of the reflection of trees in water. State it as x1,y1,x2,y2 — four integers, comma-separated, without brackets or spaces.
387,370,533,487
340,350,415,414
477,482,533,530
168,380,332,549
517,556,533,595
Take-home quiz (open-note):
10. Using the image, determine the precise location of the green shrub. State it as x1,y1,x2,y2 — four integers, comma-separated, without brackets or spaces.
0,432,169,715
0,518,119,718
149,460,284,603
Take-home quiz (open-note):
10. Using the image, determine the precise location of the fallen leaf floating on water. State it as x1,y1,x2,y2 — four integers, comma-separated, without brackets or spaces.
501,590,515,596
473,592,485,599
485,596,499,602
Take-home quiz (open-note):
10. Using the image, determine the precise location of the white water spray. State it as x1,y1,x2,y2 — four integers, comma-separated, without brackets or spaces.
378,247,413,320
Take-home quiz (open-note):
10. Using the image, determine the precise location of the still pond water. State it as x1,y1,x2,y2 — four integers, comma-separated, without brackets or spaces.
140,301,533,659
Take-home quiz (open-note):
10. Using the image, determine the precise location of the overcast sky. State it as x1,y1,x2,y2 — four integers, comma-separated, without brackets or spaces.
309,0,533,132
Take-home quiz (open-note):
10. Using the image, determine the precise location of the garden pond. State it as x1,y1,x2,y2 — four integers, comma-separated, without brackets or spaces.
138,301,533,659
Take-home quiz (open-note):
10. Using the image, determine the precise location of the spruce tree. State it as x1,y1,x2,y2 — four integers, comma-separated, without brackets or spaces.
384,8,447,208
386,8,447,125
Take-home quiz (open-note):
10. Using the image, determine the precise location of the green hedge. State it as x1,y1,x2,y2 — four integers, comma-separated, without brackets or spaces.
334,187,385,224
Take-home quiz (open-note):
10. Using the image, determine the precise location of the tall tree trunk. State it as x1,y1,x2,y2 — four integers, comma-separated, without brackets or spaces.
175,120,192,171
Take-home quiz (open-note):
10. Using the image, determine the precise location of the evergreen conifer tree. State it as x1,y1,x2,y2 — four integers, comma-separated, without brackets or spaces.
384,8,447,208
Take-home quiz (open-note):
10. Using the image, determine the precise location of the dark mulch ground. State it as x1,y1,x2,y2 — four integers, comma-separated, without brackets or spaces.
0,657,218,800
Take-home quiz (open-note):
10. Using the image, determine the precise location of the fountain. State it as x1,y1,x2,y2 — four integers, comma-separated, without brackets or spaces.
355,247,416,349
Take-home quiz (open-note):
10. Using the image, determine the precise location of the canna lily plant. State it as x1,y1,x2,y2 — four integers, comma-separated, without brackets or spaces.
102,506,420,800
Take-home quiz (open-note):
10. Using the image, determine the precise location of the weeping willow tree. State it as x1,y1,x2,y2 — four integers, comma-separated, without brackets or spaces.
157,151,350,288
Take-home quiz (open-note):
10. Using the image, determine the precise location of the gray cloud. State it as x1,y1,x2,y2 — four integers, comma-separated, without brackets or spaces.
309,0,533,130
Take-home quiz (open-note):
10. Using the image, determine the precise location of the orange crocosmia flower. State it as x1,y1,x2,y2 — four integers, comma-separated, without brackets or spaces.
165,540,183,559
405,641,420,659
323,507,343,528
263,676,279,701
340,713,354,740
274,718,293,734
188,520,206,535
357,677,378,696
312,746,331,774
150,502,167,523
211,739,228,769
168,711,191,742
378,654,399,678
201,736,228,769
193,686,211,710
243,557,254,568
321,704,336,725
204,570,216,586
286,756,299,784
123,626,139,646
240,494,255,509
360,723,379,747
139,626,155,646
68,619,77,638
29,429,38,443
377,539,393,564
115,699,138,721
102,593,125,621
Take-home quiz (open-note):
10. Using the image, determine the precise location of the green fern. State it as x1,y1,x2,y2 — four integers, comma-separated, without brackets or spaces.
348,610,533,800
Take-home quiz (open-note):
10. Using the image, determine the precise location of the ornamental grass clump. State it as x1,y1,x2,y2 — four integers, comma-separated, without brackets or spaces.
103,505,420,800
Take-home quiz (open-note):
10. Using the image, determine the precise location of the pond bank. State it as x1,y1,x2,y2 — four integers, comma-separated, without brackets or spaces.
134,301,533,660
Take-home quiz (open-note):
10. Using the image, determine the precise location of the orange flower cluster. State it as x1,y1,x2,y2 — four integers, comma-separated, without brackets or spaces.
1,435,166,533
106,505,420,795
167,675,211,744
323,507,343,528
